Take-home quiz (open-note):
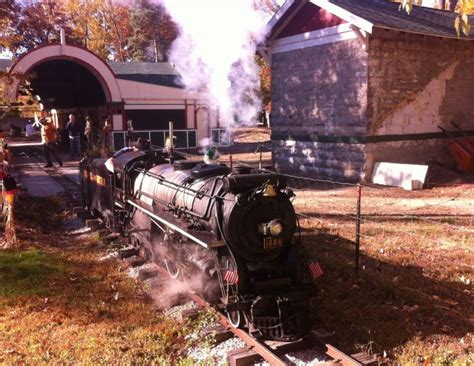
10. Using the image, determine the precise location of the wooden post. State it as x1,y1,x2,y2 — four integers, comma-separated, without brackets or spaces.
355,184,362,276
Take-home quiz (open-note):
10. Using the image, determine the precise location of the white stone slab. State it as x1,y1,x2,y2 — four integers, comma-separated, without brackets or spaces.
372,162,429,190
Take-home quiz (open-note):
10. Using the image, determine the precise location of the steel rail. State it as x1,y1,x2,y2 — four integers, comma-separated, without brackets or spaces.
159,268,365,366
152,263,288,366
187,291,287,366
326,344,363,366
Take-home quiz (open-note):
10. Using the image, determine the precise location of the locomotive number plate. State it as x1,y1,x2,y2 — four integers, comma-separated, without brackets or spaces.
264,237,283,250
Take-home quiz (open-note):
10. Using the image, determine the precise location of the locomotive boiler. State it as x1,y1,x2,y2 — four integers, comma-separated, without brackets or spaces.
80,148,312,340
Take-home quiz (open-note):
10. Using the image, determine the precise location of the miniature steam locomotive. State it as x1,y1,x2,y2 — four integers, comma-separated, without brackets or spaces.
80,148,312,340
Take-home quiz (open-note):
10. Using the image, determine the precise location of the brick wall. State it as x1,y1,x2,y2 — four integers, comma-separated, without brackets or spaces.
366,29,474,173
271,38,368,181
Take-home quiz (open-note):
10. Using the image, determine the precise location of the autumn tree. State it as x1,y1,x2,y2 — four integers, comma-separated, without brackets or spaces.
128,0,178,62
103,0,133,61
50,0,132,60
64,0,114,60
253,0,280,15
0,0,21,55
7,1,77,57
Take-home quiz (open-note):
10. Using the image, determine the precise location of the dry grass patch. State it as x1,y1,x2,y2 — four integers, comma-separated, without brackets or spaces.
295,183,473,364
0,195,197,365
230,127,270,144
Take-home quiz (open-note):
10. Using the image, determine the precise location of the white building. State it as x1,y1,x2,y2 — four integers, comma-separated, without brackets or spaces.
1,40,227,150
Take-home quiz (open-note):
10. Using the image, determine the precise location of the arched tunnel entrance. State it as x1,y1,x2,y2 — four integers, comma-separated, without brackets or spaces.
29,59,108,130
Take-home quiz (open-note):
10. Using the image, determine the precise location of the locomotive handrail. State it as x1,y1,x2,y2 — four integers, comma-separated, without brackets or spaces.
127,199,210,249
135,178,221,222
135,168,231,201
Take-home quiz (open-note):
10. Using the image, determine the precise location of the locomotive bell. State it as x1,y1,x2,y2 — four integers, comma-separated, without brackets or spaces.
262,183,277,197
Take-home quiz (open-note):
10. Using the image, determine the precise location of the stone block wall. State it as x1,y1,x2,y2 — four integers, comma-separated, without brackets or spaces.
271,38,368,181
273,139,366,181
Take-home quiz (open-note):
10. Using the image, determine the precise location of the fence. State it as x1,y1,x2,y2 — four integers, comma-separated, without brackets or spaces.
211,128,232,147
230,158,474,276
111,128,234,151
112,129,198,151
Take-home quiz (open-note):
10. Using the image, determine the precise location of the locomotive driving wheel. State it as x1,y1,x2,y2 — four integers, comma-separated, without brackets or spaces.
218,250,245,328
164,258,180,279
227,308,243,328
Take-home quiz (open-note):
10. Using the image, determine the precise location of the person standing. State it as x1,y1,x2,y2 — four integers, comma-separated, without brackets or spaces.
102,118,111,156
66,114,84,159
40,117,62,168
25,120,34,137
126,120,134,147
84,116,94,151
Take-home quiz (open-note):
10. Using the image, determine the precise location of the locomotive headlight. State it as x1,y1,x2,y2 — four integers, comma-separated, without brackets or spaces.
258,220,284,237
269,221,283,237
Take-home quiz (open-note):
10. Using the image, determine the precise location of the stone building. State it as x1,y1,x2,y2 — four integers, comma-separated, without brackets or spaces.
262,0,474,181
1,39,227,150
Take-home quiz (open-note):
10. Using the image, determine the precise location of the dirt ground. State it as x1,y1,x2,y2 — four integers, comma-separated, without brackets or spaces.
1,127,472,364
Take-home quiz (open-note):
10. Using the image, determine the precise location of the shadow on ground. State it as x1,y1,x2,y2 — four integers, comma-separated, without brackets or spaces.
302,229,473,356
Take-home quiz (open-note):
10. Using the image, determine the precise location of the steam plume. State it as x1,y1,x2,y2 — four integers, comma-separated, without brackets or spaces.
159,0,269,126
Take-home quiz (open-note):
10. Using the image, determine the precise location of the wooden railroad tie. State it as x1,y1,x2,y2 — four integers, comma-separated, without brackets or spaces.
136,266,160,281
227,347,262,366
85,218,103,230
201,324,234,345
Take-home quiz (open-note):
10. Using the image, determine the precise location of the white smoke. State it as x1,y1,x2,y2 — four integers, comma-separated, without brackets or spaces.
160,0,269,126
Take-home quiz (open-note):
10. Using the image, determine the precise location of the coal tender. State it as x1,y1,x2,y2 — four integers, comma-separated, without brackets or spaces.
80,149,312,340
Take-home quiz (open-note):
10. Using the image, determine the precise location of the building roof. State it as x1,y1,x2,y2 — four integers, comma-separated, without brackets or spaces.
108,61,184,88
269,0,474,40
331,0,473,38
0,58,183,88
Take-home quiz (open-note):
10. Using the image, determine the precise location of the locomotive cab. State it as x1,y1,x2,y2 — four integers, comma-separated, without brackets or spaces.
80,150,168,229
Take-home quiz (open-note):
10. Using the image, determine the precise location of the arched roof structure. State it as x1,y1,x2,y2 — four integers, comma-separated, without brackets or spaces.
5,44,122,103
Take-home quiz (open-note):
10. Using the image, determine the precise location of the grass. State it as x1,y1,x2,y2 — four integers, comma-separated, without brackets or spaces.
0,195,200,365
0,249,65,296
301,231,473,364
294,182,474,365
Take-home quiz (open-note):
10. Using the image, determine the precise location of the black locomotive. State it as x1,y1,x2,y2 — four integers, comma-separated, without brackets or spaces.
80,148,312,340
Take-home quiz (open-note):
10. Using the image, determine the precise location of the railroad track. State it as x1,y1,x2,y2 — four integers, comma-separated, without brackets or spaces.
11,146,376,365
188,286,374,366
124,253,377,366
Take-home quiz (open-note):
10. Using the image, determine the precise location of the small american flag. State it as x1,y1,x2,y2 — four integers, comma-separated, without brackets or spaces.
224,270,239,285
309,262,324,281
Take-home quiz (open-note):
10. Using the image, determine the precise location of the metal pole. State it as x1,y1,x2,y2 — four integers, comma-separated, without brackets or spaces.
355,184,362,276
169,121,174,163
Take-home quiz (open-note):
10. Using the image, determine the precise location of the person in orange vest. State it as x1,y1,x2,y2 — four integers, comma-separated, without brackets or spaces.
40,117,63,168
